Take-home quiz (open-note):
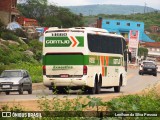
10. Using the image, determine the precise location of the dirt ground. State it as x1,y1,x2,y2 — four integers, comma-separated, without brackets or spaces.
0,82,160,111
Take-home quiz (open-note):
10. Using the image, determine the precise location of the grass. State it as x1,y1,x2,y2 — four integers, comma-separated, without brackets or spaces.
0,62,42,83
0,84,160,119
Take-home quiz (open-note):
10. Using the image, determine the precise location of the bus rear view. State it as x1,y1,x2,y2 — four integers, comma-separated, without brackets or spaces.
43,27,127,94
43,28,87,93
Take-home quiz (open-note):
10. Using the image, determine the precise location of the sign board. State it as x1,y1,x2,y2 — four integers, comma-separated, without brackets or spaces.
128,30,139,48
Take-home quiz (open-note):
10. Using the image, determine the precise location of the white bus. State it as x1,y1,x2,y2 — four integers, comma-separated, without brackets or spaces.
43,27,128,94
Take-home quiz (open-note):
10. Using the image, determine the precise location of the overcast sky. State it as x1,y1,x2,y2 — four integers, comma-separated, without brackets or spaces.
48,0,160,10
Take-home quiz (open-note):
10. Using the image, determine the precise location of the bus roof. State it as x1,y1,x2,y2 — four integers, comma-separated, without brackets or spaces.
45,27,124,39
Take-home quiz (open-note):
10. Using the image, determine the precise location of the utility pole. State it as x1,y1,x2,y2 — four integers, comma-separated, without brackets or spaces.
144,2,147,13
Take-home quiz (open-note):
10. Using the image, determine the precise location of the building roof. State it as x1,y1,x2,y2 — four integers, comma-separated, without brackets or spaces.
141,42,160,48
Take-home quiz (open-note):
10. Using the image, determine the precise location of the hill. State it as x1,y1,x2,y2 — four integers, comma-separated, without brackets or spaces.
64,4,159,16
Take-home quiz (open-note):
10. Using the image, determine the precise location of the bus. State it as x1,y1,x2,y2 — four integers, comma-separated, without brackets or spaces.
43,27,128,94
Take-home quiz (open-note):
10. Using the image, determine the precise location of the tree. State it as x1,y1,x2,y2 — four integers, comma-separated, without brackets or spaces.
18,0,48,25
138,47,148,59
17,0,84,27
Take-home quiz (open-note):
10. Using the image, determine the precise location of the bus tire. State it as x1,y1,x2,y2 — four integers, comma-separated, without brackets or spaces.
88,83,96,94
56,87,67,94
88,75,99,94
114,76,122,93
96,75,102,94
114,86,120,93
57,89,66,94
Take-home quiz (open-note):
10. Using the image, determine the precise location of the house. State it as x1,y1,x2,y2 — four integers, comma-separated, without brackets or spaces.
140,42,160,61
150,25,160,33
96,18,155,42
0,0,20,25
16,16,38,26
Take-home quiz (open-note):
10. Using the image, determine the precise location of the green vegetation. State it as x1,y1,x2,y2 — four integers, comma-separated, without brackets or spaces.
17,0,84,27
1,88,160,119
138,47,148,59
0,20,42,82
0,62,42,83
107,90,160,111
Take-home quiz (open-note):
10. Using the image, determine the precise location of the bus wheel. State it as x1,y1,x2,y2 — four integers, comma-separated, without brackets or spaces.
88,81,96,94
56,87,67,94
96,76,102,94
114,77,122,93
88,76,99,94
114,86,120,93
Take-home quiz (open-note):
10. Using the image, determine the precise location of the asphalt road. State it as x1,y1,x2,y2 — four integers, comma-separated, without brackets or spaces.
0,67,160,102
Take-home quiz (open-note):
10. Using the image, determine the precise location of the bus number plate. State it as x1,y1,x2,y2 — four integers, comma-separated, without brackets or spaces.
60,74,69,78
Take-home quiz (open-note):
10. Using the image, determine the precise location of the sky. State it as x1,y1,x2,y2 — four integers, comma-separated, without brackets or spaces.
48,0,160,10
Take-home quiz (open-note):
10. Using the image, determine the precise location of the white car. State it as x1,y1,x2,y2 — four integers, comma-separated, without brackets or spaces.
0,70,32,95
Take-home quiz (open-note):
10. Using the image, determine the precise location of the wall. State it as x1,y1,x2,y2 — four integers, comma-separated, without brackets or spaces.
0,11,10,25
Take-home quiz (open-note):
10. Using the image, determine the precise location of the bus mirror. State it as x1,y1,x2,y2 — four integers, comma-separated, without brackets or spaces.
123,49,128,55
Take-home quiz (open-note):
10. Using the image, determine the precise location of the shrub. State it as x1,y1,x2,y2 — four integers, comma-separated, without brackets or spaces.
28,40,43,61
107,91,160,111
1,31,18,41
15,28,27,38
12,62,41,82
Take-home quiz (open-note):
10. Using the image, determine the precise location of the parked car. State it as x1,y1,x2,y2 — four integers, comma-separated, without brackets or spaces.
0,70,32,95
139,61,157,76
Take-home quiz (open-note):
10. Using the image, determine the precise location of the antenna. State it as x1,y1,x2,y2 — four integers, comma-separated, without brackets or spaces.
144,2,147,13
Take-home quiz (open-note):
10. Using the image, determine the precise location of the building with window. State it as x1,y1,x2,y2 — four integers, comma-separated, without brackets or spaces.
16,16,38,26
150,25,160,33
0,0,19,25
140,42,160,61
96,18,155,42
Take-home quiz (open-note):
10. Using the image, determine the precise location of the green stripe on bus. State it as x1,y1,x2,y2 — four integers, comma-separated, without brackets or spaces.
43,55,122,66
109,57,121,66
43,55,87,65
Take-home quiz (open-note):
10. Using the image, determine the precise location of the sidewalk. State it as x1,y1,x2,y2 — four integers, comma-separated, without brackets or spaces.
128,63,138,69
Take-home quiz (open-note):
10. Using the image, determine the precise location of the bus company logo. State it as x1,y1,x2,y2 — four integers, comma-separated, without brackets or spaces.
52,65,73,70
113,59,121,65
46,40,70,45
